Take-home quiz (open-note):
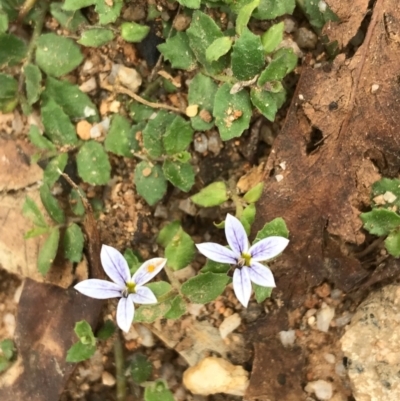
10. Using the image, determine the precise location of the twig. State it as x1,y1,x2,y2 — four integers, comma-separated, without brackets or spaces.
100,79,184,114
114,332,127,401
17,0,40,23
353,236,386,258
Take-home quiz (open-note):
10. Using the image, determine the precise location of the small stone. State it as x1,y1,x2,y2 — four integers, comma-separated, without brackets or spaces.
179,198,197,216
284,17,296,33
154,204,168,219
122,5,146,21
318,1,327,12
383,191,396,203
3,313,15,337
330,289,342,300
316,304,335,332
207,131,222,155
82,60,94,73
109,100,121,113
335,312,353,327
90,117,110,139
305,380,333,400
76,120,92,140
278,330,296,347
219,313,242,339
371,84,380,94
79,77,97,93
199,109,212,123
308,316,316,326
295,27,318,50
109,64,142,93
186,104,199,117
14,283,23,303
194,133,208,153
187,304,204,317
136,324,155,347
275,174,284,182
315,283,331,298
183,357,249,396
324,353,336,364
102,371,116,387
173,14,192,31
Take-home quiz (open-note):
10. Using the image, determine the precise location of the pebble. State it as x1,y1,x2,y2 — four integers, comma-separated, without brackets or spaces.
305,380,333,400
108,64,142,93
136,324,155,347
187,304,204,317
371,84,380,94
76,120,92,140
278,330,296,347
335,312,353,327
14,283,23,303
179,198,197,216
3,313,16,336
207,131,222,155
284,17,297,33
183,357,249,396
79,77,97,93
295,27,318,49
154,204,168,219
90,117,110,139
186,104,198,117
122,5,146,21
173,14,192,31
330,289,342,300
102,371,116,387
383,191,396,203
194,133,208,153
324,353,336,364
219,313,241,339
316,303,335,332
240,304,262,323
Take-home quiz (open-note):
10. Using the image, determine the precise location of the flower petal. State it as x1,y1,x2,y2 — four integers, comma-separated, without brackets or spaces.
249,261,276,288
196,243,238,264
132,258,167,286
74,279,122,299
248,236,289,262
101,244,131,287
116,297,134,333
225,213,248,255
232,267,252,308
129,286,157,304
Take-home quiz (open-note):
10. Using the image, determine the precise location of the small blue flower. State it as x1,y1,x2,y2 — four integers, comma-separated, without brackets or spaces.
196,214,289,307
74,245,166,332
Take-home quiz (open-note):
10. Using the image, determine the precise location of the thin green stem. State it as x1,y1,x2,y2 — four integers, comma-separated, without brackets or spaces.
114,332,127,401
228,179,244,219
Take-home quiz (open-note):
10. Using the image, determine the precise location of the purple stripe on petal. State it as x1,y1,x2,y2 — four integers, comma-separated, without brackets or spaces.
101,245,130,286
225,214,248,255
249,237,289,262
196,243,238,264
129,286,157,304
232,267,252,308
116,297,134,333
249,261,276,288
74,279,122,299
132,258,166,286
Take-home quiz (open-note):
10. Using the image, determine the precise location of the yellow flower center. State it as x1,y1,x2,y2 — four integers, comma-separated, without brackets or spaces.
124,281,136,296
239,253,252,267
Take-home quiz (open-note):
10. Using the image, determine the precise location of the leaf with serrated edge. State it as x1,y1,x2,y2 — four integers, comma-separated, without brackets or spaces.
254,217,289,243
360,209,400,236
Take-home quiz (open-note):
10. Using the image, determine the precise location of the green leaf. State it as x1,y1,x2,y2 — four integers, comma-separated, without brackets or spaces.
236,0,260,35
146,281,172,298
165,227,195,270
243,182,264,203
124,249,142,274
303,0,339,30
0,73,18,112
360,209,400,236
77,141,111,185
0,33,27,67
191,181,229,207
142,111,175,158
258,48,297,85
23,196,48,228
163,115,194,155
253,282,272,303
213,83,252,140
50,3,87,31
253,0,295,20
158,32,197,71
201,259,230,274
36,33,83,77
43,153,68,186
176,0,200,9
181,272,229,303
250,87,286,121
385,230,400,258
41,99,78,146
186,10,228,75
188,73,217,131
134,302,172,323
134,161,167,206
28,125,56,151
164,295,186,319
163,160,195,192
63,0,96,11
0,11,8,33
96,320,116,340
0,356,10,373
43,77,99,122
157,221,181,247
104,114,138,157
231,28,265,81
95,0,123,25
254,217,289,243
66,341,96,362
144,380,175,401
69,188,86,216
37,228,60,275
371,178,400,209
129,102,154,122
206,36,232,62
261,21,284,54
0,339,14,360
78,28,114,47
24,226,50,239
40,183,65,224
240,203,256,235
64,223,84,263
74,320,96,345
131,354,152,384
24,64,42,105
121,22,150,43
